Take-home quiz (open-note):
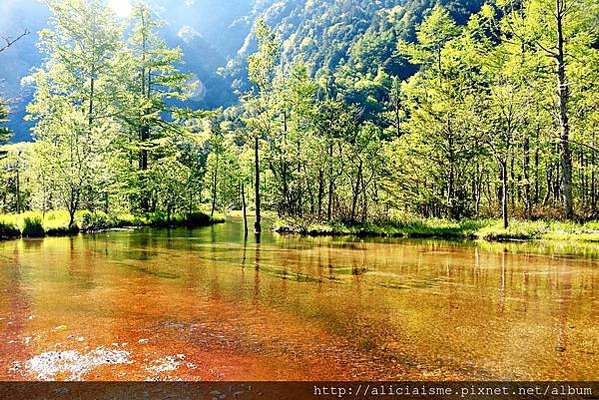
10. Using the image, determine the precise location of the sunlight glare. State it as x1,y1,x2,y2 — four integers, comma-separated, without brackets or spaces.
108,0,132,18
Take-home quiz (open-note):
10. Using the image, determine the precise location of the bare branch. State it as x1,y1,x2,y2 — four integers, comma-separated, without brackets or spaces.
0,29,30,53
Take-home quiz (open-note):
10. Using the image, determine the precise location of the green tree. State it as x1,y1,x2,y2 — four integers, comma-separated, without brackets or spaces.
400,6,481,219
243,18,280,233
26,0,123,227
119,2,194,212
500,0,599,217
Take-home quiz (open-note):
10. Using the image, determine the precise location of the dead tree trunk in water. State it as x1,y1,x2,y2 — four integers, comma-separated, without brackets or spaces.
254,135,262,234
241,182,248,234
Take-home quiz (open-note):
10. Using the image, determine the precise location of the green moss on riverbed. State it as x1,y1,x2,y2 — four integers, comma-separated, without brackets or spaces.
273,218,599,243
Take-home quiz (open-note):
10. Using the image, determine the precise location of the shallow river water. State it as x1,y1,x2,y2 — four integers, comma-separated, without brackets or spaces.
0,222,597,381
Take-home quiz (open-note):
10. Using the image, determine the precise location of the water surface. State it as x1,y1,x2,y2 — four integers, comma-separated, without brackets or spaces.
0,223,597,381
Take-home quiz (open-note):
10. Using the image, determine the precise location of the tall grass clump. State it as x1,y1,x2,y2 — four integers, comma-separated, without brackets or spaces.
477,220,549,241
22,215,45,238
43,210,79,236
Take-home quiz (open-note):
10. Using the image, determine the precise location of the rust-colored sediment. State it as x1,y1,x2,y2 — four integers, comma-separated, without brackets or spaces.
0,225,597,381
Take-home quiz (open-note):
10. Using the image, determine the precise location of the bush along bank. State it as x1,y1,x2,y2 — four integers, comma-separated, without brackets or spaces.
273,218,599,243
0,210,225,241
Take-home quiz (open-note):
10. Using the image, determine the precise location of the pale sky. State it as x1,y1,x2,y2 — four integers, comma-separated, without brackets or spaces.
107,0,132,17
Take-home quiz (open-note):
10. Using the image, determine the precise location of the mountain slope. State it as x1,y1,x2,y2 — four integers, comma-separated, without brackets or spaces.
1,0,483,141
224,0,484,90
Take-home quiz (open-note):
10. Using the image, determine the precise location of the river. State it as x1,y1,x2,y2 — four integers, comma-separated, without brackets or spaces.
0,222,597,381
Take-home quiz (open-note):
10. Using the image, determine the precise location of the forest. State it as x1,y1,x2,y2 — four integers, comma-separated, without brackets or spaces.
1,0,599,239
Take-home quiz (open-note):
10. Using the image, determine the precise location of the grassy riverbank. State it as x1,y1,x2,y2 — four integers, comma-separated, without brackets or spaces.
0,210,225,240
273,218,599,243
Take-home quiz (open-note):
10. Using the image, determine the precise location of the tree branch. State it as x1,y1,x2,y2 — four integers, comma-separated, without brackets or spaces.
0,29,30,53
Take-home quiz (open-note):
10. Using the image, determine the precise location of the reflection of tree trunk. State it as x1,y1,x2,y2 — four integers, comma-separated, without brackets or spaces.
555,267,571,353
241,233,248,268
473,248,480,286
328,247,334,280
253,242,261,304
498,249,507,315
522,255,529,313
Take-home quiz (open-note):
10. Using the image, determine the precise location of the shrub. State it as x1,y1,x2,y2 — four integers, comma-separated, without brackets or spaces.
0,221,20,240
478,220,548,241
114,213,146,227
46,225,80,236
22,216,45,238
186,212,211,226
78,211,117,232
147,211,168,226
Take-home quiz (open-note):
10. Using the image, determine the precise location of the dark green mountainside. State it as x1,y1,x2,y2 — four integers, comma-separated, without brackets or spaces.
225,0,483,92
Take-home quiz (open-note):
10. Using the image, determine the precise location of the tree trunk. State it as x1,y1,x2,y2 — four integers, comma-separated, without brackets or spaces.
534,122,540,204
524,137,531,218
241,182,248,234
281,112,289,214
15,167,20,214
68,189,79,230
254,135,262,234
327,142,334,221
501,160,509,229
592,131,597,212
556,1,573,218
350,159,363,224
317,169,324,220
211,153,219,217
68,209,76,231
446,126,455,219
447,162,455,218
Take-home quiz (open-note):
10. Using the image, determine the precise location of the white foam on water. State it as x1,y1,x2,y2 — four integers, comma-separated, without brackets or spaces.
17,347,133,380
